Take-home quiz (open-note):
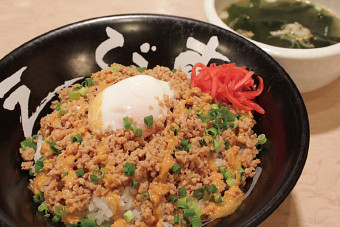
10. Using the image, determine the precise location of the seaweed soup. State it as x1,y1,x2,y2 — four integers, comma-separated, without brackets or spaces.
220,0,340,48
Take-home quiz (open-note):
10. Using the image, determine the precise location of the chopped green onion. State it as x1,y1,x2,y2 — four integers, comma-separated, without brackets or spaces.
185,108,192,114
208,184,218,194
207,127,218,138
170,195,178,204
71,134,82,144
33,192,45,203
170,123,180,135
90,169,104,184
58,110,67,118
214,193,223,204
183,208,195,217
35,156,46,173
85,78,94,87
73,85,82,91
75,169,85,177
224,139,230,150
178,187,187,197
78,87,89,96
238,166,245,181
180,217,191,226
69,91,80,101
111,65,120,72
56,103,62,111
174,214,179,224
194,107,203,115
177,197,189,209
181,140,190,146
171,163,182,174
29,168,34,176
79,219,96,227
130,123,143,137
191,216,203,227
141,190,150,202
52,215,61,223
20,138,37,151
37,202,48,212
123,210,135,222
49,141,61,154
55,205,66,217
193,188,204,199
123,116,131,129
137,67,146,72
63,172,68,177
226,177,236,187
172,69,177,73
123,162,135,176
131,179,138,189
258,134,267,145
144,115,153,127
211,103,219,109
67,223,79,227
212,139,221,152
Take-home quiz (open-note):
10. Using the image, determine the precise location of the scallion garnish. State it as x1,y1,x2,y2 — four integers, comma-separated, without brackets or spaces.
191,216,203,227
183,208,195,217
90,169,104,185
194,107,203,115
193,188,204,199
206,127,218,138
170,195,178,204
20,138,37,151
71,134,82,144
75,169,85,177
131,179,138,189
181,140,190,146
123,162,135,176
35,156,46,173
172,69,177,73
123,116,131,129
238,166,245,181
208,184,218,194
69,91,80,101
174,214,179,224
78,87,89,96
212,139,221,152
79,219,96,227
63,172,68,177
224,139,230,150
130,123,143,137
55,205,66,217
214,193,223,204
226,177,236,187
137,67,146,73
84,78,94,87
52,215,61,223
33,192,45,203
171,163,182,174
258,134,267,145
144,115,154,127
141,190,150,202
49,141,61,154
123,210,135,222
178,187,187,197
177,197,189,209
170,123,180,135
111,65,120,73
211,103,219,109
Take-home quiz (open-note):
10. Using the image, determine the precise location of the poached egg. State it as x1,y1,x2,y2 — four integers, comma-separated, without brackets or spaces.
88,75,173,134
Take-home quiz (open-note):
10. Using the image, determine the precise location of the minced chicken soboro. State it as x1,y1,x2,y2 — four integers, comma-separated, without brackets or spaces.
19,63,262,227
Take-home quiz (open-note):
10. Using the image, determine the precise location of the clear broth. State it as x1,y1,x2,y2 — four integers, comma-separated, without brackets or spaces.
220,0,340,48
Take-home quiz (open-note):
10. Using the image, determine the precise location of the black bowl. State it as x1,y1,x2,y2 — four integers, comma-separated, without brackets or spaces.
0,14,309,227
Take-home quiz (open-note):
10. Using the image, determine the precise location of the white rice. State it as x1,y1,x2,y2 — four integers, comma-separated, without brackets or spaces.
120,187,137,212
86,196,114,226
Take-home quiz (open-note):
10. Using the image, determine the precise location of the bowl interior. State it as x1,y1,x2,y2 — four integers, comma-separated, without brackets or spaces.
0,14,309,227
